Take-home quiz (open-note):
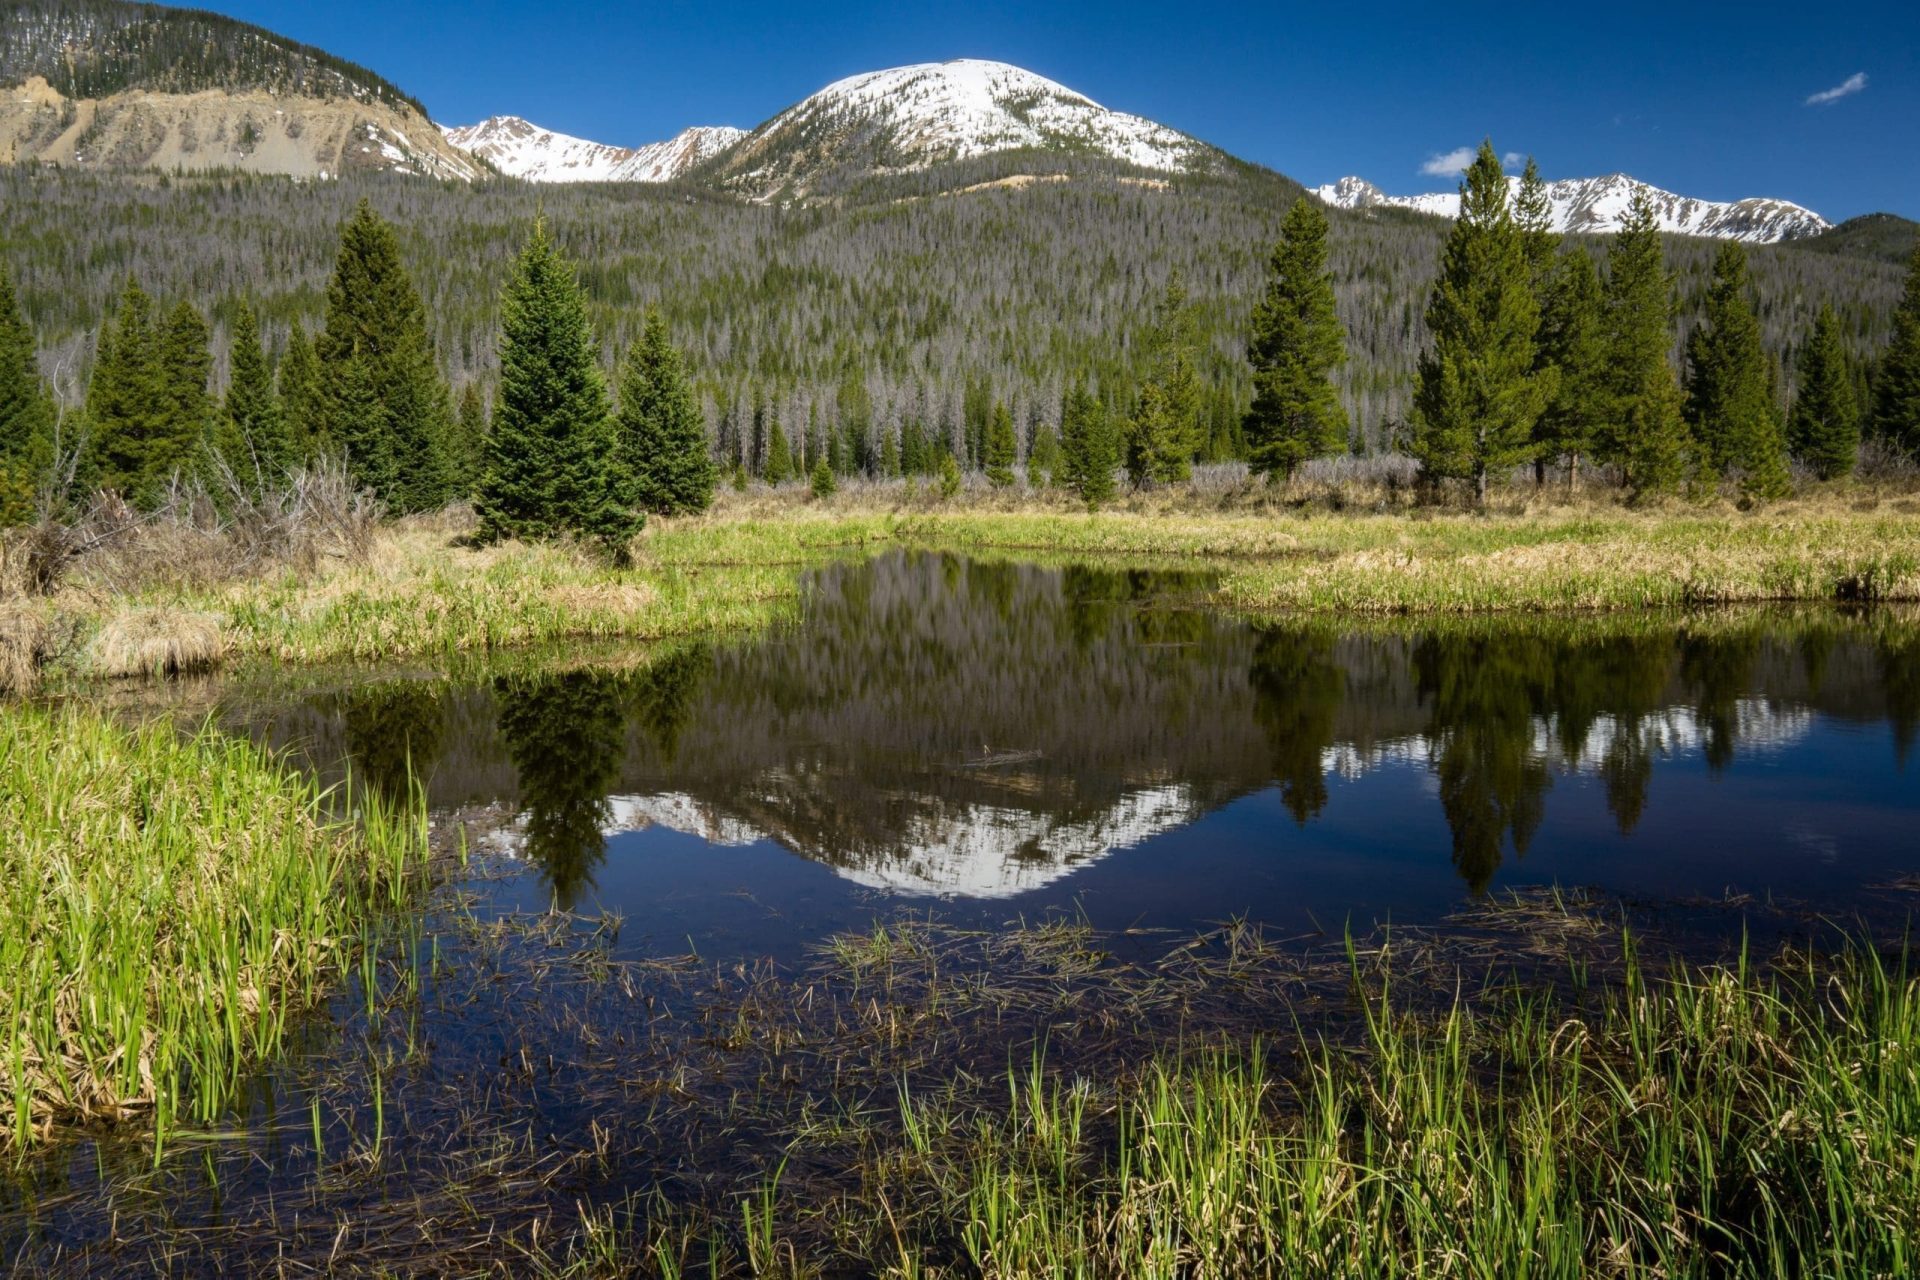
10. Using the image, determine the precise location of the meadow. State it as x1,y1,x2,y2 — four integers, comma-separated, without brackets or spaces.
6,477,1919,690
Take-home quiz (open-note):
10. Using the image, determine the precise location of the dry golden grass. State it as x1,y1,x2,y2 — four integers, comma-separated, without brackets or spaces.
8,482,1916,683
0,601,48,696
87,607,226,679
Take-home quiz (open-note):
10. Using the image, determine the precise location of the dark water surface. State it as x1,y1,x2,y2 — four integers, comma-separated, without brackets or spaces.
10,551,1920,1269
228,549,1920,954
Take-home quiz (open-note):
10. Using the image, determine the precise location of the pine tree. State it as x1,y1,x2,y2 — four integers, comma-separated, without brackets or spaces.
1514,158,1559,292
315,199,452,512
1789,303,1859,480
1059,384,1117,509
216,303,291,490
1685,241,1790,498
614,307,715,516
1243,196,1348,482
475,220,638,553
984,401,1017,486
1533,249,1608,485
1027,417,1061,488
81,279,165,503
448,381,490,497
763,410,794,484
1626,361,1691,497
278,319,324,461
1600,191,1688,496
838,370,873,475
155,300,214,492
810,453,835,499
1411,142,1554,503
1871,241,1920,455
0,260,55,522
1127,279,1203,486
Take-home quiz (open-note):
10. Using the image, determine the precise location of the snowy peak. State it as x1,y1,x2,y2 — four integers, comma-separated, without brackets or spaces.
443,115,745,183
1315,172,1830,244
706,58,1220,198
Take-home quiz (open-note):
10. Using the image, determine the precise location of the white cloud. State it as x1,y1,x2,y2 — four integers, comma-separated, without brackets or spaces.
1419,147,1477,178
1805,72,1867,106
1502,151,1526,169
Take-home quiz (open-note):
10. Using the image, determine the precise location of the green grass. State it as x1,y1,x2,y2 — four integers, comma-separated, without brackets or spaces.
548,935,1913,1278
855,940,1920,1278
0,706,428,1147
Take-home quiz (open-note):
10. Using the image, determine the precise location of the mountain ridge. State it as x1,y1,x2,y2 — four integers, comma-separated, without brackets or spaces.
1315,172,1829,244
443,115,745,183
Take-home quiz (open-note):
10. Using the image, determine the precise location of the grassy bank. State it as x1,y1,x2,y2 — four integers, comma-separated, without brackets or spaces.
661,496,1920,613
0,706,427,1146
12,489,1920,680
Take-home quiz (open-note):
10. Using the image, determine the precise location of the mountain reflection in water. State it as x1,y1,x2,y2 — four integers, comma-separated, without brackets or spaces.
231,552,1920,921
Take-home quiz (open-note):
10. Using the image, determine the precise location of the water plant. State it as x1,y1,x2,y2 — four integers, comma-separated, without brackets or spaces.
0,705,427,1147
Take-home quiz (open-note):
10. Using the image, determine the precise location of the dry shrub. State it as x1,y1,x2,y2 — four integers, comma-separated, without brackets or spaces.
88,607,226,679
71,460,381,596
0,603,49,696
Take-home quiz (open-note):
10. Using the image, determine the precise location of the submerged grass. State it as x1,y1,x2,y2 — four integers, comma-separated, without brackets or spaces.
0,705,428,1147
793,935,1920,1278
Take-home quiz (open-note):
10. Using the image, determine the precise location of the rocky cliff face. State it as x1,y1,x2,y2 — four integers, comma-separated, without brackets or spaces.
0,75,481,180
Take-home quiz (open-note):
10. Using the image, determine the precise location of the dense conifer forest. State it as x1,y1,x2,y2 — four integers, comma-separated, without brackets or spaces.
0,0,427,113
0,159,1907,466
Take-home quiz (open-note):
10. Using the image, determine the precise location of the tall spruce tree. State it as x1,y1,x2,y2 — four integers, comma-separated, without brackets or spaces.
1027,417,1062,488
156,300,214,492
1685,241,1790,498
81,279,164,503
278,319,324,461
763,410,794,484
1600,191,1689,496
1059,384,1117,509
839,370,874,475
1515,157,1563,483
216,304,291,490
1533,248,1608,485
1243,196,1348,482
446,380,490,498
1127,279,1203,486
615,307,715,515
1871,241,1920,455
475,220,638,552
315,199,452,512
1789,304,1859,480
0,260,55,521
984,401,1017,486
1411,142,1554,503
1514,158,1559,293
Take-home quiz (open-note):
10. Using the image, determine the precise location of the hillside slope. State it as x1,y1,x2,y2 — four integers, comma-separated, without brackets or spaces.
0,0,480,179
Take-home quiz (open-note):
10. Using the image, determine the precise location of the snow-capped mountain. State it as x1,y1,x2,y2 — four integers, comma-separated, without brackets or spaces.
1314,173,1830,244
701,58,1223,199
442,115,745,183
595,784,1208,900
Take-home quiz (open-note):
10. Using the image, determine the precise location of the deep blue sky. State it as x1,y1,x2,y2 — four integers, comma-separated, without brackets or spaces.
216,0,1916,220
